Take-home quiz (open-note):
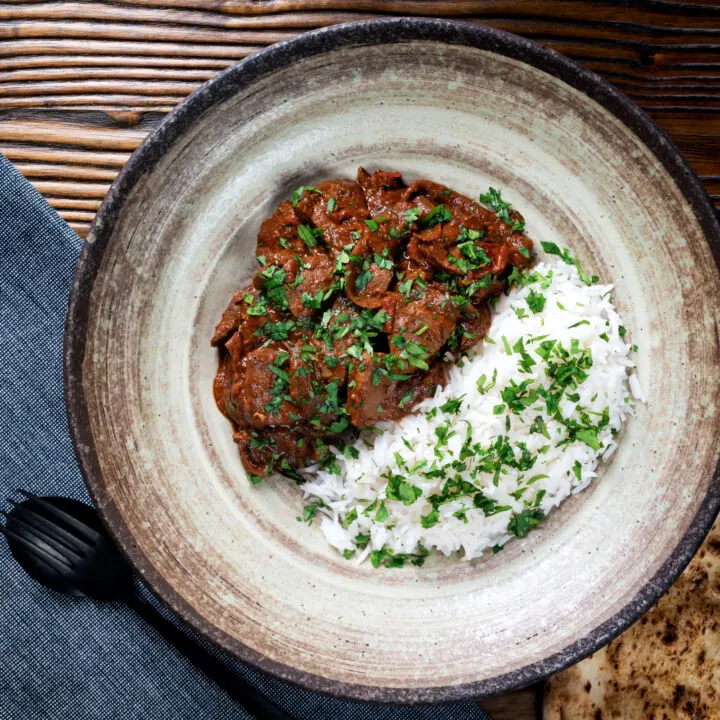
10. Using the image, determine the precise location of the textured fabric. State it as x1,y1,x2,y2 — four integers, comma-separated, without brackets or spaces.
0,153,492,720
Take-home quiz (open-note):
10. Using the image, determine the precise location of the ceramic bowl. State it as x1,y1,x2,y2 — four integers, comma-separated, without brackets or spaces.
65,18,720,702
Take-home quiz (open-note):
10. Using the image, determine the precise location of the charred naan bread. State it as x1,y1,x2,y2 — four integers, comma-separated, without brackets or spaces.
544,517,719,720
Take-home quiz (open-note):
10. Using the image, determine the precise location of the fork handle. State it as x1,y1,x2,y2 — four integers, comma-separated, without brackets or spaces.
127,592,292,720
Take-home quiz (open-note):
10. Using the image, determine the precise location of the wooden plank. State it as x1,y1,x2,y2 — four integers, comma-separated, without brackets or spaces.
481,686,539,720
0,5,718,719
0,1,714,234
0,2,715,239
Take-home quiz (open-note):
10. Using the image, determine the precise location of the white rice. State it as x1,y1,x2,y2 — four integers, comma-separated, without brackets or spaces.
301,259,641,566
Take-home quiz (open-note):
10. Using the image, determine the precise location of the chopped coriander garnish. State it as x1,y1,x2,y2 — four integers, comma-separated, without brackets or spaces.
421,509,439,529
572,461,583,482
540,241,597,286
526,290,546,314
476,368,497,394
404,207,422,224
574,427,601,450
302,500,323,523
292,185,320,207
439,396,465,414
298,223,323,250
507,508,544,538
375,501,389,523
340,508,358,529
421,204,452,228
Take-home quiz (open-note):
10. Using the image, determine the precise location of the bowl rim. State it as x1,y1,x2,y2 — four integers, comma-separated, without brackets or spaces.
64,16,720,703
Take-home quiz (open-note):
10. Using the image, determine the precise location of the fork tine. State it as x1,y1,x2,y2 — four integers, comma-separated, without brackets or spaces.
13,505,93,555
17,493,101,544
1,523,73,581
0,521,76,570
8,512,87,561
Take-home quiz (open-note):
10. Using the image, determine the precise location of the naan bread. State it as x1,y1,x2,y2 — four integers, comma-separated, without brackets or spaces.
544,517,720,720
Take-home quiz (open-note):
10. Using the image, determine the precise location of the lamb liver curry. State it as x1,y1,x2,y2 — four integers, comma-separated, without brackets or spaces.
212,169,533,479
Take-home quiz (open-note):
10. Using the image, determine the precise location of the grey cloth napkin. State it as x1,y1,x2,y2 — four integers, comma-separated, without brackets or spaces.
0,152,493,720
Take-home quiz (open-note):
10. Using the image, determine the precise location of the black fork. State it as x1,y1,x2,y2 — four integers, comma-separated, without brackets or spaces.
1,491,292,720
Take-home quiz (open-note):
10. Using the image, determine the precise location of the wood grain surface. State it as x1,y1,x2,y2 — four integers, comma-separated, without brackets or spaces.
4,4,717,719
1,0,719,236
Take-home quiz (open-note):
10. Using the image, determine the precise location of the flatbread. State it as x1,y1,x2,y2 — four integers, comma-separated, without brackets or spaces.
544,517,720,720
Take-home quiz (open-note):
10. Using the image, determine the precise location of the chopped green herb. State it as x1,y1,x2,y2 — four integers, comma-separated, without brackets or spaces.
375,501,389,523
292,185,320,207
572,461,583,482
540,241,596,286
301,288,325,309
421,509,439,529
386,474,422,506
507,508,544,538
354,270,372,292
303,501,323,523
476,369,497,394
574,427,601,450
439,396,465,414
341,508,358,529
404,207,422,224
421,204,452,228
526,290,546,314
298,223,323,250
373,251,394,270
246,302,267,316
457,241,491,266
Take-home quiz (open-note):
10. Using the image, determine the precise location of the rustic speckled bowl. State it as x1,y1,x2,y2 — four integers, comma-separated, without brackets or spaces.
65,19,720,702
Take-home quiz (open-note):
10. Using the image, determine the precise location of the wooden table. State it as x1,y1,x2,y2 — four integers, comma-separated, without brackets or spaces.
3,0,719,238
4,2,718,718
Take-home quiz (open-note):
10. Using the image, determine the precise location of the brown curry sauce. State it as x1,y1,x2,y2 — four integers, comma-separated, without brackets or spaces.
212,169,533,479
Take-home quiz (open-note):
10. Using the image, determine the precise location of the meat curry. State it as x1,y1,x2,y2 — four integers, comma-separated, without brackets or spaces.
212,169,533,479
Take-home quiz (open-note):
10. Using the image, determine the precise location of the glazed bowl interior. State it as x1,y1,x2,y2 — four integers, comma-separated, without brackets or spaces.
66,21,720,702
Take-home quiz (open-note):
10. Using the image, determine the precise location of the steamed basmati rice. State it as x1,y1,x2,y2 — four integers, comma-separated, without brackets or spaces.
300,259,641,567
